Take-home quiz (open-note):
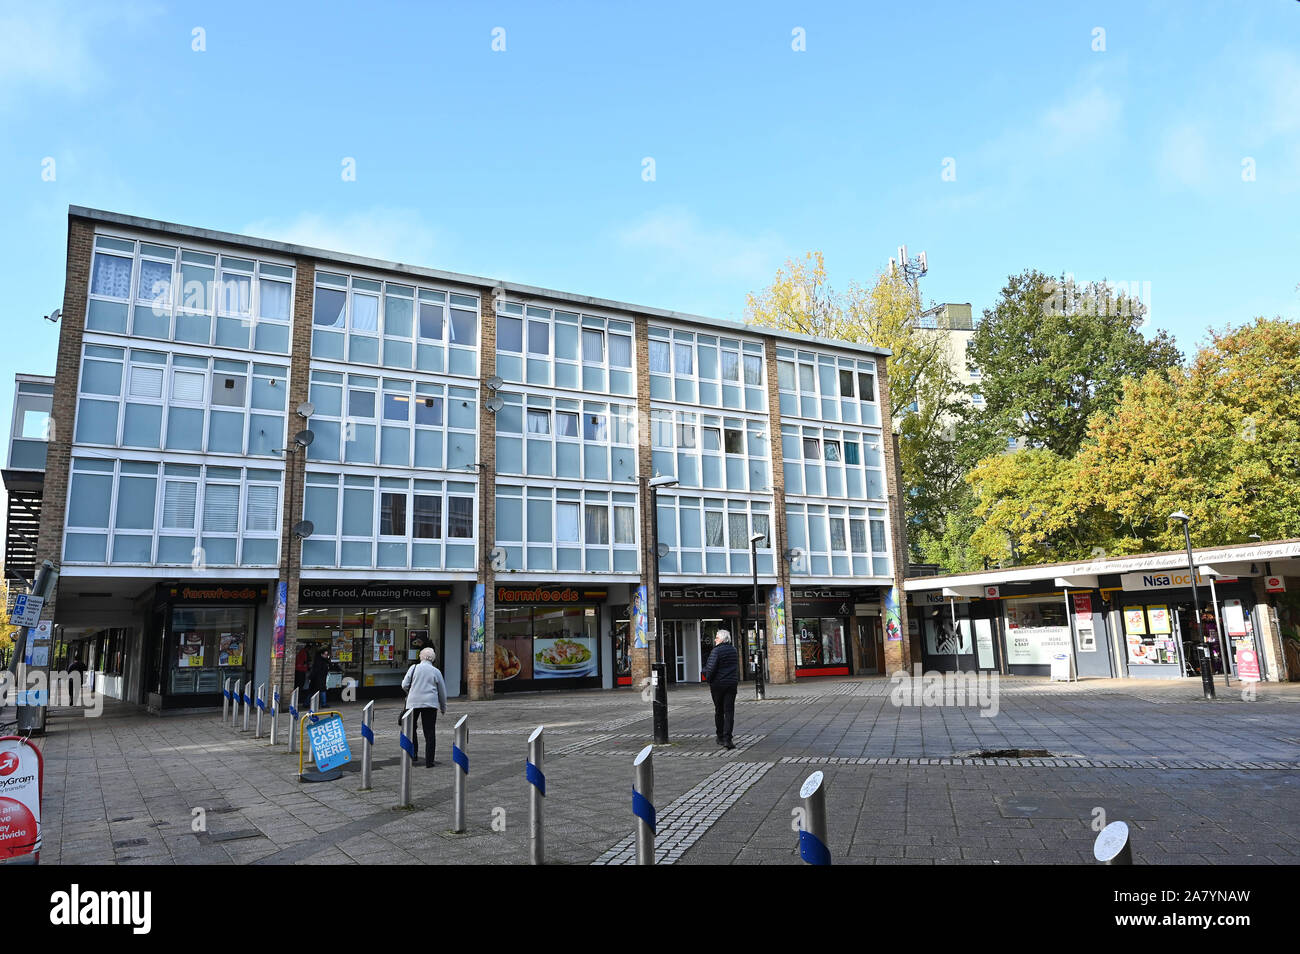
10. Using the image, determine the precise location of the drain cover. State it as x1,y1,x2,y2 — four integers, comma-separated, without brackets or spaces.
962,749,1056,759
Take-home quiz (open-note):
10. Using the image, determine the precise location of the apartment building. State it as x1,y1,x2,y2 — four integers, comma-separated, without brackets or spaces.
15,207,914,711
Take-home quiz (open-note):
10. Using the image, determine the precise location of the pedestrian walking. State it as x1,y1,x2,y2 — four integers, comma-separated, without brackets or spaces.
65,651,87,707
305,646,330,706
401,647,448,767
294,644,309,693
703,628,739,749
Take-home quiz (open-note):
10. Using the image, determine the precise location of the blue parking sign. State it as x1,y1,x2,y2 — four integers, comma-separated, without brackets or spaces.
306,714,352,772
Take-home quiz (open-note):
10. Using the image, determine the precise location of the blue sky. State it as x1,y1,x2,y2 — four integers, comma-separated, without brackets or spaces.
2,0,1298,458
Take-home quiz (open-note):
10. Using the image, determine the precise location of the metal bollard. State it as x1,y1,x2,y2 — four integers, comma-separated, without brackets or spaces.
633,744,656,865
452,715,469,833
242,681,252,733
255,683,266,739
232,680,241,728
1094,820,1133,865
526,725,545,865
310,690,321,713
269,687,280,745
798,771,831,865
288,689,300,755
223,678,232,724
360,700,375,791
397,709,415,808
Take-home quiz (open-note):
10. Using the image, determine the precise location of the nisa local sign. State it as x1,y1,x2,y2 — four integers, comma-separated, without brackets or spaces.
1120,570,1213,591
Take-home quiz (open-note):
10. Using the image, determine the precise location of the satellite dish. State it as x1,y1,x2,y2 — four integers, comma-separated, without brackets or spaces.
485,395,504,413
657,544,670,558
296,402,315,419
294,429,315,447
486,375,504,391
45,309,61,324
292,520,315,538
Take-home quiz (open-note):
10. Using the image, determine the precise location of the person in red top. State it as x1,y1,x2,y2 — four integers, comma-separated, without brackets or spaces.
294,645,309,693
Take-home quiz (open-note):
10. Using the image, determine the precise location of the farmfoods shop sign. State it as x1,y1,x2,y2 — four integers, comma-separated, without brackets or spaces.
496,586,607,604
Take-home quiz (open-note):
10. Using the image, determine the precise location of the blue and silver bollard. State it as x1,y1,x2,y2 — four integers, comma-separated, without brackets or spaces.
527,726,545,865
633,744,655,865
360,700,375,791
798,771,831,865
242,680,252,733
1094,820,1133,865
269,686,280,745
288,688,300,755
452,715,469,833
398,709,415,808
222,678,232,725
232,680,243,730
255,683,266,739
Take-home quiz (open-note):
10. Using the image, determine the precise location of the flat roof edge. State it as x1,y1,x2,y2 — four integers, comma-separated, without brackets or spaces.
68,206,891,359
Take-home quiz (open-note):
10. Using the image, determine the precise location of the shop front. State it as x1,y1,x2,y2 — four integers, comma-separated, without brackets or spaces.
297,583,452,699
657,586,743,684
145,582,266,711
494,584,605,692
790,588,858,677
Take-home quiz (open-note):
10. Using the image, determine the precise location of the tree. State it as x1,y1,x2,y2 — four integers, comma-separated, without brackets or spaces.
746,253,966,552
967,270,1182,456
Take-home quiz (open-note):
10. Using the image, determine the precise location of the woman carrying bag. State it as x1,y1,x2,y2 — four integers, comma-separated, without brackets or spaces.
401,647,448,767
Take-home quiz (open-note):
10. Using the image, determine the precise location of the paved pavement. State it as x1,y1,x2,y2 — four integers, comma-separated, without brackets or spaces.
18,675,1300,865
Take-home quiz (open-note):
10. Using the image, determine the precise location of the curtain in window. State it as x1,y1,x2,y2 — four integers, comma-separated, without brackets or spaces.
744,355,762,385
609,334,632,368
92,254,133,298
162,481,197,530
721,350,740,381
245,485,279,532
221,273,252,314
129,366,164,399
705,510,724,548
526,410,551,434
314,288,346,328
260,279,291,320
676,421,696,448
138,260,172,302
850,519,868,553
352,293,379,332
753,514,770,543
584,505,609,545
648,340,670,373
830,518,847,551
673,343,693,375
584,414,607,441
870,519,886,552
556,502,580,542
555,413,578,437
614,506,636,545
202,483,240,533
172,371,206,403
582,329,604,362
728,513,747,549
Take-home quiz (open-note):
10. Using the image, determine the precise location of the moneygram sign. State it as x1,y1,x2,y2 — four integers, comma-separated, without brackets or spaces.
0,737,43,862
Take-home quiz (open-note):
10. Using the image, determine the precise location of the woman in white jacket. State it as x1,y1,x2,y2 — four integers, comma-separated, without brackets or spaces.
401,647,448,767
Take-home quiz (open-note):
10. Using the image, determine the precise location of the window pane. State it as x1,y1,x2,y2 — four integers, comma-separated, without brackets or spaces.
448,496,474,537
555,412,578,437
245,485,278,532
116,476,157,530
139,259,172,303
649,340,670,373
721,350,740,381
584,413,607,441
211,373,246,407
414,495,442,538
676,421,696,448
415,396,443,426
753,513,770,544
349,389,375,418
609,334,631,368
674,342,694,375
352,293,379,332
803,437,820,459
419,302,444,339
582,329,604,362
129,365,164,399
527,498,552,542
743,354,762,385
260,279,291,320
728,513,747,549
705,511,724,547
342,488,374,536
858,372,875,402
314,288,346,328
384,393,410,421
614,506,636,544
556,502,580,542
799,364,815,391
724,429,744,455
380,492,407,535
202,484,240,533
844,441,860,465
830,519,847,551
850,519,868,553
498,315,523,352
825,441,841,462
163,481,197,529
584,504,609,545
870,518,886,552
527,409,551,434
91,254,133,298
449,308,477,345
220,273,251,314
777,361,795,390
528,320,550,355
702,427,721,451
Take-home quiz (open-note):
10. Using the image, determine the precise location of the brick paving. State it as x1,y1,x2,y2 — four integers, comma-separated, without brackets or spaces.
16,675,1300,865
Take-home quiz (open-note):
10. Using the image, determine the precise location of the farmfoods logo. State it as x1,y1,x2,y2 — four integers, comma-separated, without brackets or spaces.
177,586,259,601
497,586,582,603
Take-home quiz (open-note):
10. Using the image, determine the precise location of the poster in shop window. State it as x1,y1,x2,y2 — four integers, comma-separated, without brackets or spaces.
1123,606,1147,636
1002,599,1071,665
218,633,243,667
372,629,394,663
178,632,204,667
332,631,353,663
1146,605,1171,635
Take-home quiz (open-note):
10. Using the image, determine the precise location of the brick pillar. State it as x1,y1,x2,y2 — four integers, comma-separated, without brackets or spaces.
762,335,795,684
267,257,317,706
631,314,654,688
874,362,913,675
470,289,500,700
29,215,94,727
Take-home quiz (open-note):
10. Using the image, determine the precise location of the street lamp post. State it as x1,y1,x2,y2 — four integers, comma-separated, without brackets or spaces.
749,532,767,700
1170,511,1215,700
647,475,677,743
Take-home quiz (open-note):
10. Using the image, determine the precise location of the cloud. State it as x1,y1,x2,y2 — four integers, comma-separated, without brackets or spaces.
242,208,447,267
1037,86,1123,156
615,208,785,282
1157,123,1210,188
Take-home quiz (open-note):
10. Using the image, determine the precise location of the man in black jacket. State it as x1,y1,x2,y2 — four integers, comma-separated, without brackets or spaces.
703,628,739,749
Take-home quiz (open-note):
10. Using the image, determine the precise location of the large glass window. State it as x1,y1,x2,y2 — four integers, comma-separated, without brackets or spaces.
167,605,252,696
493,605,600,686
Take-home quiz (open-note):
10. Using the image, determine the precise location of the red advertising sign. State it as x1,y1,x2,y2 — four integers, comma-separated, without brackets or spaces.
1072,593,1093,615
0,737,43,862
1236,647,1261,682
984,586,1000,599
1265,576,1286,594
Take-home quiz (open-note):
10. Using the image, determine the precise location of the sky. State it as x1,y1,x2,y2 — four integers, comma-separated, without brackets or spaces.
1,0,1298,461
